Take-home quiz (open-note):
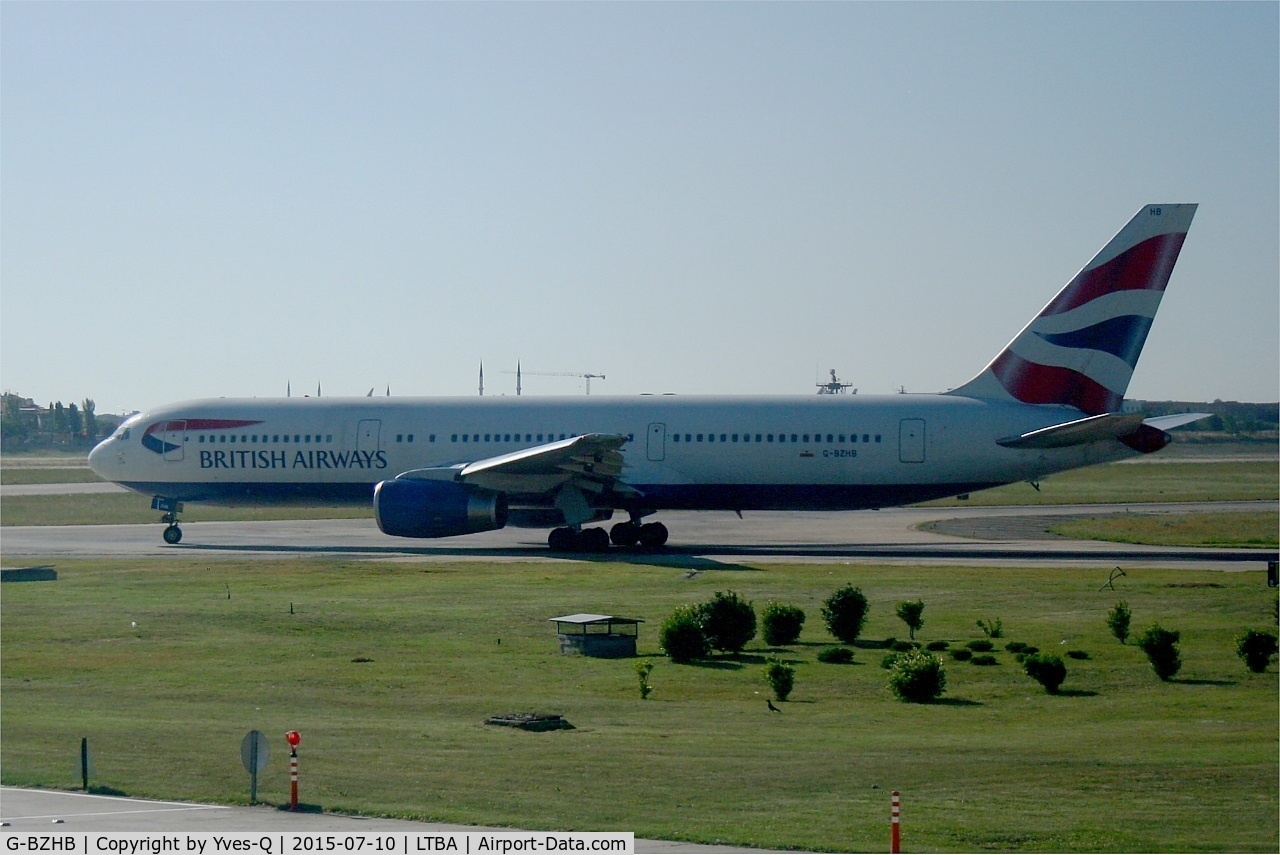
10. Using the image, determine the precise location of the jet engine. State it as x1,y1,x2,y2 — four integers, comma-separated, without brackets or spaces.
373,478,508,538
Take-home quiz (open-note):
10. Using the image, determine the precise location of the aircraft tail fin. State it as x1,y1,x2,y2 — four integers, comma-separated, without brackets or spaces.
948,204,1197,414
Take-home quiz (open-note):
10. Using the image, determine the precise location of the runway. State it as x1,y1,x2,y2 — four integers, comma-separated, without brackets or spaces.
2,501,1274,571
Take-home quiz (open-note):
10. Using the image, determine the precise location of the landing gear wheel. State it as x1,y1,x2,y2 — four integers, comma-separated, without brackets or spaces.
610,521,641,547
162,524,183,545
637,521,669,548
581,527,610,553
548,527,575,551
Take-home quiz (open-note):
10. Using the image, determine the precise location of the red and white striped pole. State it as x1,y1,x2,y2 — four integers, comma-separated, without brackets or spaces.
285,731,301,811
890,791,901,853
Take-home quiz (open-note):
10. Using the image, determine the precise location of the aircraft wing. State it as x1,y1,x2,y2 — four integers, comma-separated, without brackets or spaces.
398,433,630,495
997,412,1210,450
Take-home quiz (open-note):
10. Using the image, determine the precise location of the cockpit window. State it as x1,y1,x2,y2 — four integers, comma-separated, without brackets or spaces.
115,414,143,441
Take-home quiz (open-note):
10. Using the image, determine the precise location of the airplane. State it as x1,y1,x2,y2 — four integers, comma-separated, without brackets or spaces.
88,204,1204,551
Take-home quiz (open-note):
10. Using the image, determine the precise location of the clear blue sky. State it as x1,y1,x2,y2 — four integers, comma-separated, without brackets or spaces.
3,1,1276,416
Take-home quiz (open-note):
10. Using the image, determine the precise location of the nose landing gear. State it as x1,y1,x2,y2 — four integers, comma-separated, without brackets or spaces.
152,497,184,544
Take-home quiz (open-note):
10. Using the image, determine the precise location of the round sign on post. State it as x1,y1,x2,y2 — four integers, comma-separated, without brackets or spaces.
285,730,301,811
240,730,269,804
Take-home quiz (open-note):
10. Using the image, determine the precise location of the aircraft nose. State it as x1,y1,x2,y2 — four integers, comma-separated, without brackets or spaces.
87,435,115,480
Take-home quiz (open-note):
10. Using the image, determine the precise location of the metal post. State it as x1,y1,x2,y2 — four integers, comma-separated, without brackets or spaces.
891,791,901,853
80,738,89,791
289,747,298,811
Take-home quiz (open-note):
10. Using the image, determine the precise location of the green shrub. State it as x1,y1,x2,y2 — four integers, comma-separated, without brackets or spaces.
761,602,806,646
890,640,919,652
1136,624,1182,681
966,639,994,652
822,586,870,644
977,617,1004,638
696,590,757,654
660,605,709,663
950,648,973,662
888,651,947,703
1023,653,1067,694
895,600,925,640
817,647,853,664
764,658,796,701
880,653,900,670
1235,629,1278,673
1066,650,1090,660
634,660,654,699
971,654,999,666
1107,600,1132,644
925,640,950,651
1004,641,1028,653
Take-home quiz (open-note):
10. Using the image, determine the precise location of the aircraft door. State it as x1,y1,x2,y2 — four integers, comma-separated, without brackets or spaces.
647,422,666,462
357,419,382,453
163,420,186,462
899,419,925,463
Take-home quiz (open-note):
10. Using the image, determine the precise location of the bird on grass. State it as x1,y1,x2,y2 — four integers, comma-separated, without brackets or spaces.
767,699,781,712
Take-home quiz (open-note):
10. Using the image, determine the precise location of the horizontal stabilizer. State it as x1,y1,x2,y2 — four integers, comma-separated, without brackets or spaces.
997,413,1145,449
998,411,1211,450
1142,412,1212,431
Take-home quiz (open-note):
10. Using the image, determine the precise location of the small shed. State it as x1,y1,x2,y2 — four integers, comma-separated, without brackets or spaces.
549,614,644,658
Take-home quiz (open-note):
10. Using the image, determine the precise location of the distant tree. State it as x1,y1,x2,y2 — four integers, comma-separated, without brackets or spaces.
1,395,27,443
822,586,870,645
761,602,806,646
696,591,757,654
896,600,925,640
763,658,796,702
1235,630,1278,674
888,651,947,703
660,605,709,664
1136,624,1182,681
1107,600,1132,644
67,402,83,438
82,398,98,439
51,402,67,438
1023,653,1068,694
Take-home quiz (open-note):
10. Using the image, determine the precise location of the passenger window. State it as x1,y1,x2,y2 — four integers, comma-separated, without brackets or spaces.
863,434,870,443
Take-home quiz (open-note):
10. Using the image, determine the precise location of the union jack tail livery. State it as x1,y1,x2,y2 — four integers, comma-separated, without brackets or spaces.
950,204,1197,415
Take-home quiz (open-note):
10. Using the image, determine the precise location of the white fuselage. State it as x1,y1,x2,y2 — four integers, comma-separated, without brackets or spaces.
88,393,1138,516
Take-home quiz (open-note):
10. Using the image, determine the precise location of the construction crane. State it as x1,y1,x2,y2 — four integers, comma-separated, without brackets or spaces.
503,364,605,395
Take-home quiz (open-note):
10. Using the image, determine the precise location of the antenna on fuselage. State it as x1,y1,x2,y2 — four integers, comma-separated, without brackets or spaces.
479,361,484,397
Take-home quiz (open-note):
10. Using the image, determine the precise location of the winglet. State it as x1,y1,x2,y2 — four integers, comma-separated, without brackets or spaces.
949,205,1197,414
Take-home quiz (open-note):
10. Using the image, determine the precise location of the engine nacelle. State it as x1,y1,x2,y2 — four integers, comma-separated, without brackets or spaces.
373,478,508,538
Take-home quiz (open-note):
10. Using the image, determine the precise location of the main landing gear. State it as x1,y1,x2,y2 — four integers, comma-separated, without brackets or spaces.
152,497,184,544
546,520,669,553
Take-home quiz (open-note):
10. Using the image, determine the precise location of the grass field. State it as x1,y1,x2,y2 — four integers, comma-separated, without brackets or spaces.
1050,512,1278,548
2,558,1276,852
